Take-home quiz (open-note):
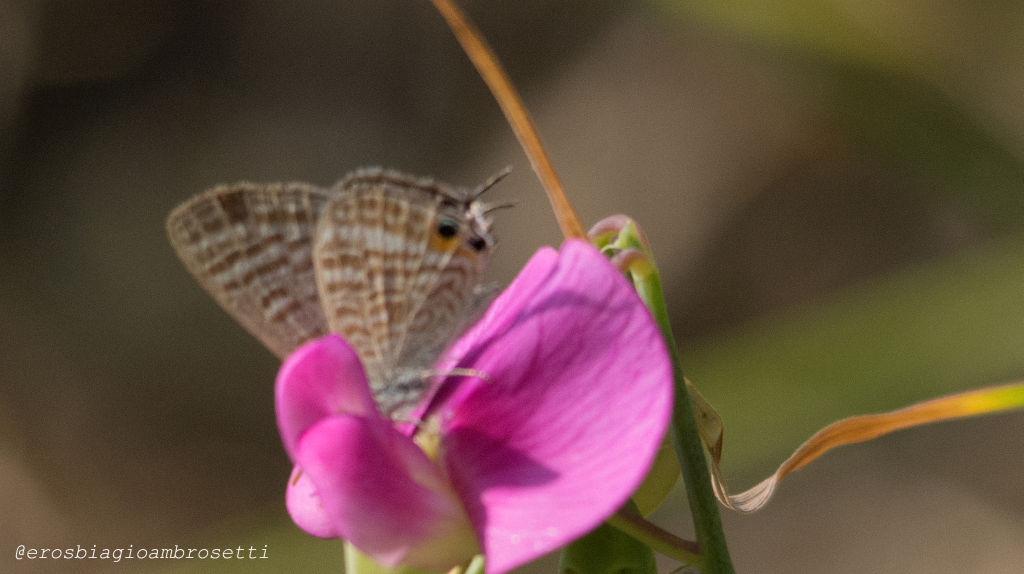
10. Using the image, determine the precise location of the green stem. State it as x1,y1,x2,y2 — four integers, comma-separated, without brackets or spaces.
606,508,703,566
634,267,735,574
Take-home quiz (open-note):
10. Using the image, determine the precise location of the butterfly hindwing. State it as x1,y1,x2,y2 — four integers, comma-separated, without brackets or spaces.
313,170,492,414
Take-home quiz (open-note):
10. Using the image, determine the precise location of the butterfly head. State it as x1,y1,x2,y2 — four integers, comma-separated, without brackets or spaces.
431,195,494,260
429,167,512,261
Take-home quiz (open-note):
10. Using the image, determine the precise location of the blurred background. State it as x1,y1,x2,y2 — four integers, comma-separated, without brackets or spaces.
2,1,1023,572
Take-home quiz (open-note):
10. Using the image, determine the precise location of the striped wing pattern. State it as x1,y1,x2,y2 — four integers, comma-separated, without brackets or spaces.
401,242,489,373
166,182,332,358
167,169,494,417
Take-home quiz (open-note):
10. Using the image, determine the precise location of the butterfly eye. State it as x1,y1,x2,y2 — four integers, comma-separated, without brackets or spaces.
468,237,488,252
437,219,459,239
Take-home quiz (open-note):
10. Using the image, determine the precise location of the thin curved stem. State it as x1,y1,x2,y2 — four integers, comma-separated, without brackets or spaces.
607,508,703,567
429,0,586,240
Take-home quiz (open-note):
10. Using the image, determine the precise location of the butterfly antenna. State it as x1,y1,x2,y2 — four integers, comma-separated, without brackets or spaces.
471,165,513,200
482,200,519,215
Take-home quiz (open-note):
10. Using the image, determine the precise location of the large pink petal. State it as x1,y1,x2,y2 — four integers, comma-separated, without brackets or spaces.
439,240,674,574
276,335,379,458
293,413,479,570
415,246,561,422
424,245,560,413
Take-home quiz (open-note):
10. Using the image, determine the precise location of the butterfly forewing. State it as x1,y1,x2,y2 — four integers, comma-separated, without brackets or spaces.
166,182,332,358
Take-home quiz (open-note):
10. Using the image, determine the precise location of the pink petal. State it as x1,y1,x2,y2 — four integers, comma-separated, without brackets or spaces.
439,240,674,574
284,465,338,538
276,335,379,458
293,414,478,570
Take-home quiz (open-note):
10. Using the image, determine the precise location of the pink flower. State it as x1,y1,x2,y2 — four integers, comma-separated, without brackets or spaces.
276,240,673,573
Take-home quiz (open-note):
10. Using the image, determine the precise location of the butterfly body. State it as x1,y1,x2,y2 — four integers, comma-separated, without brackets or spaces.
167,168,497,416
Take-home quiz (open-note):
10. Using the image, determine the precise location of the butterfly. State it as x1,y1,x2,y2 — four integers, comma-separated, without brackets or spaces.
166,167,505,417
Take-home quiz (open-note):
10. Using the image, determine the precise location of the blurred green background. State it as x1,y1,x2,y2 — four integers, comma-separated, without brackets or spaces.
2,1,1023,572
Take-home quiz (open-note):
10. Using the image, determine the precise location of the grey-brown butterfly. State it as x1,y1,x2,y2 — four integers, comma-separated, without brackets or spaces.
166,167,504,417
